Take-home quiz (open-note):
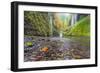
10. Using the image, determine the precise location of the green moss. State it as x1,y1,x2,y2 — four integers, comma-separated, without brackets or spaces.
67,16,90,36
24,11,50,37
25,42,33,47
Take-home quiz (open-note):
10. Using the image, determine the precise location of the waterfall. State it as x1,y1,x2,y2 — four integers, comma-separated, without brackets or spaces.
48,13,53,37
59,31,63,38
71,14,78,26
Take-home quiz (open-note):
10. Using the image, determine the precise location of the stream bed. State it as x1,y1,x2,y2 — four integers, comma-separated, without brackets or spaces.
24,36,90,62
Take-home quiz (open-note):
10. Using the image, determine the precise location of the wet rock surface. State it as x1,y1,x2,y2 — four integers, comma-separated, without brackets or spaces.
24,36,90,62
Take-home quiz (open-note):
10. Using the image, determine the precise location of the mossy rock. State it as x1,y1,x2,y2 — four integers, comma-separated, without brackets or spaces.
25,42,33,47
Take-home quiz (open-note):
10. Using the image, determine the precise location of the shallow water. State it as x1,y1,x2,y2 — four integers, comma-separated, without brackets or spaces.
24,36,90,62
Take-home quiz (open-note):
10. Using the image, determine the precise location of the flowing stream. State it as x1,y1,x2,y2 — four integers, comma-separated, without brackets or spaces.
24,36,90,62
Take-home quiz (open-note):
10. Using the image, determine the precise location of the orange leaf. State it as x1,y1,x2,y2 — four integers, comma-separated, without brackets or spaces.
41,47,49,52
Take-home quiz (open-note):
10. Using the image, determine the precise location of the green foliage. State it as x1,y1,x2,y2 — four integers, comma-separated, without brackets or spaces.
67,16,90,36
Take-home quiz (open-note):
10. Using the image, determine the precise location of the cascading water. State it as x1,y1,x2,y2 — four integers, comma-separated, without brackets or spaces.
48,13,53,37
59,31,63,38
71,14,78,26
